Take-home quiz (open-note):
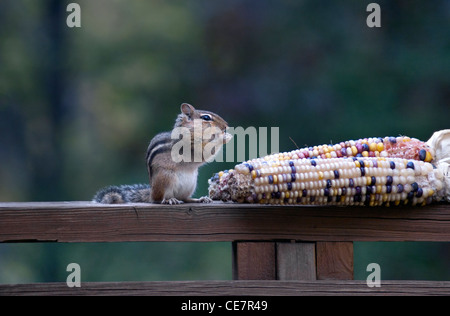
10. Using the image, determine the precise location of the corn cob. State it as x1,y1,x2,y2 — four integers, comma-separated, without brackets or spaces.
242,135,434,164
209,133,450,206
208,156,445,206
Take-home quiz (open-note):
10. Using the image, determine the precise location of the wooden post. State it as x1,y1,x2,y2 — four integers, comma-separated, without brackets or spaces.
316,242,354,280
233,241,317,281
232,242,276,280
233,241,353,281
276,242,316,280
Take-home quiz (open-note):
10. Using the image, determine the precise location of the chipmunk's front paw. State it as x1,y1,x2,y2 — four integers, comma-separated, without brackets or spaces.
198,196,213,203
162,198,184,205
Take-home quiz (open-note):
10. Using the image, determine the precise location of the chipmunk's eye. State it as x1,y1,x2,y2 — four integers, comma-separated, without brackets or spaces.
201,114,212,121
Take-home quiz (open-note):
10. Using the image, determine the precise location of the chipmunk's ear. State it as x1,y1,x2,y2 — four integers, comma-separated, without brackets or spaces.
181,103,195,118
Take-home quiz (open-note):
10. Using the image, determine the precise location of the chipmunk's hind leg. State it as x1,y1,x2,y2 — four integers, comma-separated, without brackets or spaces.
161,197,184,205
151,172,184,204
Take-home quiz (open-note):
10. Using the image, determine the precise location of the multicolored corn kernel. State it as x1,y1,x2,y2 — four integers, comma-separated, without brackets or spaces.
208,156,445,206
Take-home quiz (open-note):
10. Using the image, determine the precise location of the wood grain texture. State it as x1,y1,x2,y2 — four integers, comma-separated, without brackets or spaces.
0,202,449,243
1,280,449,296
316,242,354,280
233,242,276,280
276,242,316,280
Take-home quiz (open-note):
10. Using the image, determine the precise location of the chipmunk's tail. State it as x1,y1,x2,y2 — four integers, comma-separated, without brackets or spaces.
92,184,151,204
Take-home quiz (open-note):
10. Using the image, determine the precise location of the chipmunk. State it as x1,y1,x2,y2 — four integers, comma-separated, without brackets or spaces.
93,103,231,204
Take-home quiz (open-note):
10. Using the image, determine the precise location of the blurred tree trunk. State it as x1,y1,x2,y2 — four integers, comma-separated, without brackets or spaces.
30,0,67,201
35,0,69,283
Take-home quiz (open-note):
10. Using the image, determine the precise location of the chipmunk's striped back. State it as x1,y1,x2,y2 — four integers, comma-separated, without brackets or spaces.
146,132,173,180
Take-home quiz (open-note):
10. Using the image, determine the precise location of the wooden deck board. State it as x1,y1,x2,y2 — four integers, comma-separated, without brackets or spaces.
0,202,449,243
1,280,449,296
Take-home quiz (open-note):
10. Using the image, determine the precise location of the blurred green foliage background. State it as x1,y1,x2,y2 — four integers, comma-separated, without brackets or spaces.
0,0,449,283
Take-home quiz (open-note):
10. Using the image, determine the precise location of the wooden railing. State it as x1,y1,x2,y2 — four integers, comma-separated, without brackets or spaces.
0,202,449,295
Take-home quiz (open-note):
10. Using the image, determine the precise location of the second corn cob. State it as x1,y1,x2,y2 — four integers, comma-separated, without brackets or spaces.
245,135,434,164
